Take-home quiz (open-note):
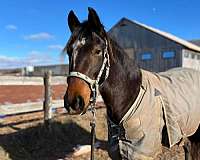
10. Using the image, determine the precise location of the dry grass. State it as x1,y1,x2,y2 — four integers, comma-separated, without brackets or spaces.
0,108,110,160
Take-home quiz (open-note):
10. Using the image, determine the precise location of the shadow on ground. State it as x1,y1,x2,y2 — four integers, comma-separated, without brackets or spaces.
0,121,107,160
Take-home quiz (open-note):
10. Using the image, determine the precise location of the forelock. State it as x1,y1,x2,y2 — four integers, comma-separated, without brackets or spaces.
63,20,105,53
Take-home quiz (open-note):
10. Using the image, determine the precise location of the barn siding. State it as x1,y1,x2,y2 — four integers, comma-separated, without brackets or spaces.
109,18,184,72
109,19,183,52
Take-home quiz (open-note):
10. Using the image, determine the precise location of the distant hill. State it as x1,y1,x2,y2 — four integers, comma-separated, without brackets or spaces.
0,68,22,76
189,39,200,47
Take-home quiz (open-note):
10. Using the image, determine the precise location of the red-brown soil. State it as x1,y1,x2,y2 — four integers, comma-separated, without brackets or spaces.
0,85,67,104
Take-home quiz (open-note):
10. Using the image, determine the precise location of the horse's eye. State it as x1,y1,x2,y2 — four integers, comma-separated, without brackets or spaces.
96,49,102,55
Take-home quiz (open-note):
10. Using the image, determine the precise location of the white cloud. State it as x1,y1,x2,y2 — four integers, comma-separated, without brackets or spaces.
0,55,18,63
27,50,52,64
23,32,54,41
5,25,18,31
48,44,64,50
0,55,22,68
0,52,53,69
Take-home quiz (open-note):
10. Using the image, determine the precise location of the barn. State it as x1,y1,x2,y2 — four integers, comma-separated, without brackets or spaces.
109,18,200,72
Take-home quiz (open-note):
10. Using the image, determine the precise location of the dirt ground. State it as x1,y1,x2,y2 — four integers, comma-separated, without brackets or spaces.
0,84,111,160
0,85,67,104
0,107,110,160
0,85,186,160
0,107,187,160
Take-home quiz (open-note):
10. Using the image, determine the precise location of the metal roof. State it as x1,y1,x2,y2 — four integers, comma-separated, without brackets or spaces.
111,18,200,53
190,39,200,47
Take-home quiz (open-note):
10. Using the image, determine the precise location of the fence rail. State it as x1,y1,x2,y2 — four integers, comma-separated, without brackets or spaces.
0,76,67,85
0,71,103,125
0,100,64,117
0,71,66,125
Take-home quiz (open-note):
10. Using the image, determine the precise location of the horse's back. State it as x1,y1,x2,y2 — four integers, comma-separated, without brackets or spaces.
159,67,200,85
158,68,200,139
141,67,200,147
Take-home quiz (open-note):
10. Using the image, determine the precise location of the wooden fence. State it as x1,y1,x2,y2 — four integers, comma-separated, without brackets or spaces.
0,71,104,124
0,71,67,124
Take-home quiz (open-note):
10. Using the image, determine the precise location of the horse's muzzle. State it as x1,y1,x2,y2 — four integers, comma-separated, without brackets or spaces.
64,93,85,114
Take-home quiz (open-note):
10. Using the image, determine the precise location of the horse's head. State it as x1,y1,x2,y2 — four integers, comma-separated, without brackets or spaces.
64,8,110,114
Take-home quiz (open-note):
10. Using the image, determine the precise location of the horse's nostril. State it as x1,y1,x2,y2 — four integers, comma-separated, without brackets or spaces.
64,93,85,112
75,95,85,111
64,94,70,113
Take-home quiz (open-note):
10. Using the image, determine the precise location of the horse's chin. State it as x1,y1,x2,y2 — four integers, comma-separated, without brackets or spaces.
80,105,89,115
67,106,88,115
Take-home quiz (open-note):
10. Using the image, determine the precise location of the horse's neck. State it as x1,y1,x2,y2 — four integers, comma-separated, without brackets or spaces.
99,39,142,124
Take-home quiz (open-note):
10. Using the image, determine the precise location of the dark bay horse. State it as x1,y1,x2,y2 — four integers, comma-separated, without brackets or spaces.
64,7,200,159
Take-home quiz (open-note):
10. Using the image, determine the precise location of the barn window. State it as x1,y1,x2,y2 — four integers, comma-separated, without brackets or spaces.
197,55,200,60
191,54,196,59
162,51,175,59
141,52,152,60
184,52,189,58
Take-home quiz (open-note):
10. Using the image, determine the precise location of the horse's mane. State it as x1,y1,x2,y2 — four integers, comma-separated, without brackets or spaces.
107,35,141,77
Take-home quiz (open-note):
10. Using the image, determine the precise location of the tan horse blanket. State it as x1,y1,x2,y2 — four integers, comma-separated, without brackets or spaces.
107,68,200,159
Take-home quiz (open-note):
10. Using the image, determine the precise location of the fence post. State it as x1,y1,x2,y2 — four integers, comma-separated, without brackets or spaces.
43,70,52,128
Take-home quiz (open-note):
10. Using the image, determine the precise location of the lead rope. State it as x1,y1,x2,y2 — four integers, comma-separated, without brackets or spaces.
90,103,96,160
89,40,109,160
90,83,98,160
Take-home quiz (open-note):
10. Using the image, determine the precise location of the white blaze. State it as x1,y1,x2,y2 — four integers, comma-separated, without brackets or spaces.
72,38,86,68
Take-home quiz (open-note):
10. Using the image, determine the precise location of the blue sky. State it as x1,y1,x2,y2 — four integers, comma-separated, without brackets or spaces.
0,0,200,69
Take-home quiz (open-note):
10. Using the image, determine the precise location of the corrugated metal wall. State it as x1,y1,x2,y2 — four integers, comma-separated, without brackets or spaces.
182,49,200,71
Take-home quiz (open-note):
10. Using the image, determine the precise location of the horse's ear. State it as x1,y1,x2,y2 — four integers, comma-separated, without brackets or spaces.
68,10,80,32
88,7,105,36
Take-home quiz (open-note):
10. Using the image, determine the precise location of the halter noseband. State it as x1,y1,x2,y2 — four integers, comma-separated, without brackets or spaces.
67,38,110,105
